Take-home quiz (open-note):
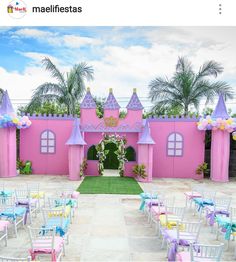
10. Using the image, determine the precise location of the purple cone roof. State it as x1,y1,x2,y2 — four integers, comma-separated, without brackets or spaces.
211,94,230,119
104,91,120,110
138,121,155,144
80,90,96,109
0,90,15,115
66,119,87,145
127,92,144,110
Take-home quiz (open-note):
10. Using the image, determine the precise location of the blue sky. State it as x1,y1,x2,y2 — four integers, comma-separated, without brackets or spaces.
0,26,236,112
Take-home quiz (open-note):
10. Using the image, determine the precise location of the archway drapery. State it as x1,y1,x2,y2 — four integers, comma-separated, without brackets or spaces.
96,134,127,176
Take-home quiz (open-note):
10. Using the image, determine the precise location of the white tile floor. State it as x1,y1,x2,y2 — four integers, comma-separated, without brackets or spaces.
0,174,236,261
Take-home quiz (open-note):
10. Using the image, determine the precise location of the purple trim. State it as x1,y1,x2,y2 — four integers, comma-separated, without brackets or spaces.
80,91,96,109
40,129,56,154
126,92,144,110
211,94,230,119
104,92,120,109
148,115,199,122
138,121,155,144
0,90,15,115
81,122,143,133
166,132,183,157
66,119,86,145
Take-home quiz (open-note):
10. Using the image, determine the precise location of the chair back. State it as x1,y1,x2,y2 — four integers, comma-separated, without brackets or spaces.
15,189,30,201
230,207,236,223
191,185,205,195
177,220,202,244
28,226,55,250
202,190,216,201
0,195,15,208
26,183,40,193
42,207,65,227
190,243,224,261
48,197,67,209
0,256,31,262
162,196,175,207
165,206,186,223
214,197,231,212
0,183,5,192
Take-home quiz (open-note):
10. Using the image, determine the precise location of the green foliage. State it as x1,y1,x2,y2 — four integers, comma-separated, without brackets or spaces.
93,96,105,118
96,134,127,177
119,110,127,119
0,88,3,103
80,158,88,177
28,57,94,115
196,162,209,175
132,164,147,179
17,159,32,175
149,57,233,115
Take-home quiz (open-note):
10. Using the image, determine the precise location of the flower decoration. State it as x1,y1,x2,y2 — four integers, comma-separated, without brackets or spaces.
197,115,236,133
0,114,32,129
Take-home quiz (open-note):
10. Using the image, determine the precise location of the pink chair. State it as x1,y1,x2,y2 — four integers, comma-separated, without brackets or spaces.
0,220,9,246
184,185,204,208
28,226,65,262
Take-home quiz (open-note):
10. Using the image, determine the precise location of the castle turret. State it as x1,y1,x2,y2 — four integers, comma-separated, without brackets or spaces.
104,88,120,118
0,90,17,178
137,121,155,182
126,88,143,124
66,118,86,180
80,87,97,125
210,94,230,182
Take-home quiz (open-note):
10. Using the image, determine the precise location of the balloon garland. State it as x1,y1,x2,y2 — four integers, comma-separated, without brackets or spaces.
197,115,236,133
0,114,31,129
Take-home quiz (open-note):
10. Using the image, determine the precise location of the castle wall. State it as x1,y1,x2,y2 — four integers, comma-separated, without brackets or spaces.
20,117,74,175
149,119,205,179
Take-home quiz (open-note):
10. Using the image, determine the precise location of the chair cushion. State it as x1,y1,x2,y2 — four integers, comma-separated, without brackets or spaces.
151,206,166,215
176,251,190,262
71,191,80,199
32,236,64,253
0,221,10,231
159,215,180,228
1,207,26,218
184,191,202,199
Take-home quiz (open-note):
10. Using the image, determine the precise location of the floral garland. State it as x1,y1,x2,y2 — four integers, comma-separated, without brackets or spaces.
0,114,31,129
197,115,236,133
96,134,128,177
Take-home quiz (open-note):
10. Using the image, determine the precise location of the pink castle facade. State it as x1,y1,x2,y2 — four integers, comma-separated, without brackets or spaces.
0,88,232,182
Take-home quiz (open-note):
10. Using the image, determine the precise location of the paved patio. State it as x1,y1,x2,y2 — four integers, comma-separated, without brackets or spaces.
0,175,236,261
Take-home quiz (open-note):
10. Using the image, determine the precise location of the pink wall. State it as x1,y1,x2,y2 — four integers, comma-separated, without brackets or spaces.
0,128,17,178
20,118,74,175
149,121,205,179
211,130,230,182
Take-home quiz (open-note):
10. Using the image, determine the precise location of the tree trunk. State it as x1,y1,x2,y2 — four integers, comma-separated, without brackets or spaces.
184,104,188,116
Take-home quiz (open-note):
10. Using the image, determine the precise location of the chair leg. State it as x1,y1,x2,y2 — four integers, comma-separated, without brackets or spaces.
14,221,18,238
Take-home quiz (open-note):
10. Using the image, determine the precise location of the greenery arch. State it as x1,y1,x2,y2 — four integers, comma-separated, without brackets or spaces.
96,134,127,176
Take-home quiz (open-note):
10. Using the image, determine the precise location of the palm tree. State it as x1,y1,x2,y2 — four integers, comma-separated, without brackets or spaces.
28,58,94,115
149,57,234,115
0,88,4,104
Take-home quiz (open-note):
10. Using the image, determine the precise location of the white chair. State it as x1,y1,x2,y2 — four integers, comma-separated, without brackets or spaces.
176,243,224,262
159,206,186,242
216,207,236,250
48,197,73,222
42,208,70,244
193,190,216,217
149,196,175,235
0,196,26,237
28,226,65,261
60,186,79,209
0,221,9,246
15,189,39,224
190,243,224,262
26,183,46,208
205,197,231,227
164,220,202,260
0,256,31,262
184,185,205,208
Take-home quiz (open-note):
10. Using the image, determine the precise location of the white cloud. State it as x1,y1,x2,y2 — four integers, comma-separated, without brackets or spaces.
13,28,102,48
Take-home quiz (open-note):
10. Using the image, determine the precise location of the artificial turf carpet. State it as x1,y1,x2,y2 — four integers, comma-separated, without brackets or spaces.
77,176,143,194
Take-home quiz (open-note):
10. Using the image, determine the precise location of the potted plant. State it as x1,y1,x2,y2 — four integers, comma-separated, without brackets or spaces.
196,162,209,178
132,164,148,182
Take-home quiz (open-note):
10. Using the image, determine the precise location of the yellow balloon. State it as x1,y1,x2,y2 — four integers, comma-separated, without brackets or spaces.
12,118,19,124
233,135,236,141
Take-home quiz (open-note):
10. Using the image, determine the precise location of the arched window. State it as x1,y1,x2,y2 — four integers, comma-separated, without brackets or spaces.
167,133,183,157
40,130,56,154
126,146,136,161
87,145,98,160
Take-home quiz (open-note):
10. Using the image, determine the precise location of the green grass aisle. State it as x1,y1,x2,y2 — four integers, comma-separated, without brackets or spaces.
77,176,143,194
